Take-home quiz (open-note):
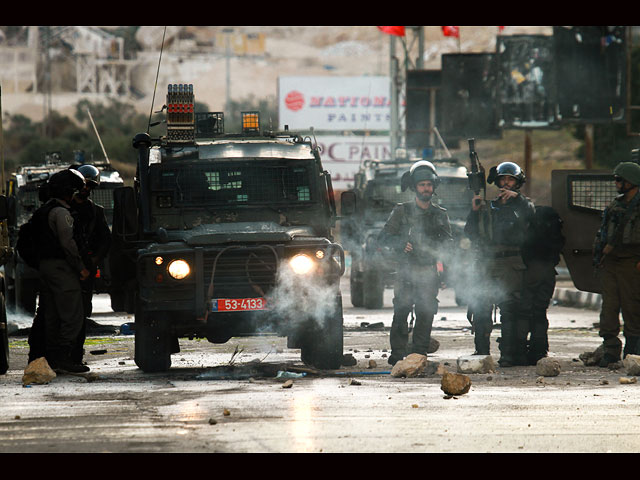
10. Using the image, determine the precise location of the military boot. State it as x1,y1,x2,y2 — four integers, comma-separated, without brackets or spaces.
623,336,640,358
54,347,90,374
599,335,622,367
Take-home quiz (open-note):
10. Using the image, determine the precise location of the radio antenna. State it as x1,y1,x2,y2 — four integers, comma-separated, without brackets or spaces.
147,26,167,134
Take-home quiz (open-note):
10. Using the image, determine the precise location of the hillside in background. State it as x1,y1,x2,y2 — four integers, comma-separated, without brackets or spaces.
0,26,612,203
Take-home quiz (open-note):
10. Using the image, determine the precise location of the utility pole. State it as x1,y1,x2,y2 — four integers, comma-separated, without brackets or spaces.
389,26,424,162
223,28,234,114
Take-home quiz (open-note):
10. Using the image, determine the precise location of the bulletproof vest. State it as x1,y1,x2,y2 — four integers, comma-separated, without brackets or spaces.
484,196,532,247
402,202,450,265
37,200,68,261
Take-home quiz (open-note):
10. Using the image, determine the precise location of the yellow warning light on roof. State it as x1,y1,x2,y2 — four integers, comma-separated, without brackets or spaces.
242,111,260,133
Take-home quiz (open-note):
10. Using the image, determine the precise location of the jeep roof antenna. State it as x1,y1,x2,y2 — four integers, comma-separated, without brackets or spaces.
147,26,167,135
86,108,110,164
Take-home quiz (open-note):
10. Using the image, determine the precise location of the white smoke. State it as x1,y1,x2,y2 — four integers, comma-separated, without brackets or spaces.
265,261,340,329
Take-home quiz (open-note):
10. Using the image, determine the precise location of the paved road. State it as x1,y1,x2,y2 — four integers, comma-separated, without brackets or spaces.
2,276,639,453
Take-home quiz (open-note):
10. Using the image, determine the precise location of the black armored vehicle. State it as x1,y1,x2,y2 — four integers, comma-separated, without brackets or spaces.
111,84,346,372
342,156,473,308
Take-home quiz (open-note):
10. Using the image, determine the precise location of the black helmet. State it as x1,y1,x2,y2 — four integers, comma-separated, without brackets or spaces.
48,169,86,199
401,160,439,192
76,164,100,187
487,161,525,188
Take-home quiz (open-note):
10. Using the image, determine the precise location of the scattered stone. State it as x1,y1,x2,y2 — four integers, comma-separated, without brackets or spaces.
536,357,561,377
282,379,293,388
22,357,56,386
457,355,496,374
619,376,637,385
436,364,448,376
368,359,377,369
208,418,217,425
390,354,439,378
341,353,357,367
348,378,361,386
579,345,603,366
223,409,231,416
536,376,545,384
623,354,640,376
600,379,609,385
441,372,471,396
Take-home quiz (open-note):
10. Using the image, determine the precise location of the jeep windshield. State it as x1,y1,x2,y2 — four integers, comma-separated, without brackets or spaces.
154,160,314,206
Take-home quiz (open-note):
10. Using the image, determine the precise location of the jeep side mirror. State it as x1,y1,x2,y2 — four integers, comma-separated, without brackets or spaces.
340,191,356,216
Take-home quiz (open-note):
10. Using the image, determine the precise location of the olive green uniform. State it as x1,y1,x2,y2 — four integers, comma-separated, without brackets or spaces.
596,191,640,359
379,200,452,361
40,199,86,364
464,193,535,364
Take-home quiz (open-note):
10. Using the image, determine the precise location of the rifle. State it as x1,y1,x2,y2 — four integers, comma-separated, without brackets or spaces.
467,138,486,207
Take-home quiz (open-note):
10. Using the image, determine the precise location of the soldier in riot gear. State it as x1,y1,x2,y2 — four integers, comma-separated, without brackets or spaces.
464,161,535,366
378,161,453,365
34,169,90,373
594,162,640,367
69,164,112,364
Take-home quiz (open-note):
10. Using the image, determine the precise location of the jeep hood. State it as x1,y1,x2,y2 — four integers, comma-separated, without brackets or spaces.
183,222,315,246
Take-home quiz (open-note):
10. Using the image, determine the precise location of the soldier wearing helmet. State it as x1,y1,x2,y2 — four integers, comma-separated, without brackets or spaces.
594,161,640,367
29,168,91,373
378,160,453,365
464,160,535,366
69,164,112,365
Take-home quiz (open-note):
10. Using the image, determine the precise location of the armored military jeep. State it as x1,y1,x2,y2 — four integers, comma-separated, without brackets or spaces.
342,156,474,308
111,84,346,372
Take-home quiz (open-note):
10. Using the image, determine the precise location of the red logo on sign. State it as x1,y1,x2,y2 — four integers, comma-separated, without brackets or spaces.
285,91,304,111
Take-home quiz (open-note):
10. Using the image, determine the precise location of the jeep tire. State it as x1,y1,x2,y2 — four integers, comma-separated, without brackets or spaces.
134,312,172,373
300,294,344,370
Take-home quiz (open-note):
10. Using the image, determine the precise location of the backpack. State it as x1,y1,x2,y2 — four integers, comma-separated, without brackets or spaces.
16,201,59,269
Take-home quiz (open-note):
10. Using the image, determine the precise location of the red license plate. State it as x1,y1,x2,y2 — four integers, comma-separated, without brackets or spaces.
211,298,267,312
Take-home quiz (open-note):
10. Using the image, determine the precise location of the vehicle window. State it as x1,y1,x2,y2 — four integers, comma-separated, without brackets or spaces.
568,174,616,212
158,163,313,205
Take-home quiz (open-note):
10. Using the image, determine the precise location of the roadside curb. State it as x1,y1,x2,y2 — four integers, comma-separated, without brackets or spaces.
553,287,602,311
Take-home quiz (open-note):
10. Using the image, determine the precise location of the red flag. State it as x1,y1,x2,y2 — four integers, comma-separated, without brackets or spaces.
441,26,459,38
377,26,405,37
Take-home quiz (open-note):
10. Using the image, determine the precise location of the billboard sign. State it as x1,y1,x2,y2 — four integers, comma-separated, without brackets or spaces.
441,53,501,141
496,35,559,129
278,76,391,131
316,135,391,189
553,26,627,123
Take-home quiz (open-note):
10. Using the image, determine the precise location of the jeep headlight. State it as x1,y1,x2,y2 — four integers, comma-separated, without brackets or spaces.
168,259,190,279
289,254,315,275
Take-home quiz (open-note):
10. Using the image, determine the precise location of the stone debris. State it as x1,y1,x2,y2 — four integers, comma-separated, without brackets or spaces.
390,353,439,378
536,357,561,377
282,380,294,388
456,355,496,374
441,371,472,396
348,378,361,386
341,353,357,367
368,359,377,369
619,376,637,385
22,357,56,386
623,354,640,376
579,345,603,366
